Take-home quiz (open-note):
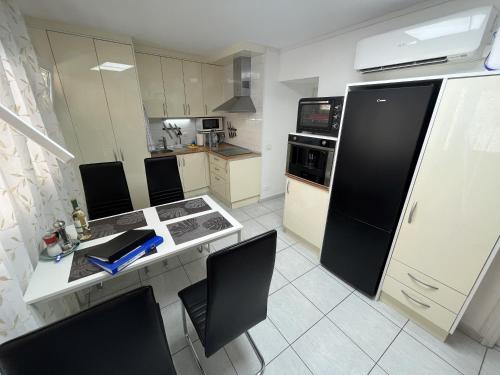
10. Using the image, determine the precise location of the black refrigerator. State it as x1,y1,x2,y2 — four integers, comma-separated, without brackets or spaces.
320,81,441,296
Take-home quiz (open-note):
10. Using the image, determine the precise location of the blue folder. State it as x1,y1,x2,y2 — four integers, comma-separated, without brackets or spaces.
87,235,164,275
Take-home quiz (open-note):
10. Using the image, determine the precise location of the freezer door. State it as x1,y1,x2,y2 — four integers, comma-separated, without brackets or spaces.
332,84,437,231
320,210,393,296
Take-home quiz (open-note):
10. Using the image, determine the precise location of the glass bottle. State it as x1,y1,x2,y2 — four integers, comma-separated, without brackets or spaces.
71,199,91,241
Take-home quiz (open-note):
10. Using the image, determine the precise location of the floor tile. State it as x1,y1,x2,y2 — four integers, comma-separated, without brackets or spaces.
328,294,400,361
241,219,268,240
275,227,300,246
160,301,197,354
138,255,182,281
88,271,141,303
178,247,207,265
210,233,238,252
242,203,272,218
142,266,191,307
481,348,500,375
275,247,315,282
291,241,320,265
89,283,140,307
183,256,207,284
317,265,355,292
229,207,252,223
268,284,322,343
293,267,351,314
370,365,389,375
255,212,283,230
265,347,312,375
224,334,261,375
276,237,289,253
378,331,461,375
293,317,374,375
172,342,236,375
249,318,289,363
261,197,285,211
354,291,408,328
404,321,486,375
269,269,289,295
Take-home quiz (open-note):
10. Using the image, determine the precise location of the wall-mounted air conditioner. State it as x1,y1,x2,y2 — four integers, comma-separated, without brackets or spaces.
354,6,497,73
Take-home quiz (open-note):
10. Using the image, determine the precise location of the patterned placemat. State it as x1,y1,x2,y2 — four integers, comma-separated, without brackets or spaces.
156,197,211,221
86,211,147,241
68,244,157,282
167,211,232,245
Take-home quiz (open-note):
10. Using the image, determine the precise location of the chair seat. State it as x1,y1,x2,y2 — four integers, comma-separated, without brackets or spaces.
178,279,208,344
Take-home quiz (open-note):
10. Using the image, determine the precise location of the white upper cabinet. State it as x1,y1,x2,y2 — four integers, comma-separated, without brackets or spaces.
202,64,224,116
391,75,500,295
94,40,150,209
48,31,117,164
182,61,204,117
135,53,166,118
161,57,186,118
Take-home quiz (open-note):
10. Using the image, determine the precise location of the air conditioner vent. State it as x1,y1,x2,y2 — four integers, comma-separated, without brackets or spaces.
359,57,448,74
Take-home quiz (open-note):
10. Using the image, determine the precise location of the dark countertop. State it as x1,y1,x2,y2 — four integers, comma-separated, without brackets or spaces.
151,143,261,161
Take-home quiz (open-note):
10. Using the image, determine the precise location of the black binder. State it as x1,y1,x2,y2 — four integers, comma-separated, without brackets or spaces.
85,229,156,263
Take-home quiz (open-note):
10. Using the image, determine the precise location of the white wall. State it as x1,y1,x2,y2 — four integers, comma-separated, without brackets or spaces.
277,0,500,344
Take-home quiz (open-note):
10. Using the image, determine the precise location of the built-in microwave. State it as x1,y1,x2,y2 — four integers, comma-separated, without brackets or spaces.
195,117,224,132
296,96,344,137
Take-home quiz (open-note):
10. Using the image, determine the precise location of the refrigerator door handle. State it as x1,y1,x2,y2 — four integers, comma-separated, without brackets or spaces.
286,180,290,194
408,201,418,223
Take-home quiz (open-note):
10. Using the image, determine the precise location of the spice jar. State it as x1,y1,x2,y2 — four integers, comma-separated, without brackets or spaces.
43,232,63,257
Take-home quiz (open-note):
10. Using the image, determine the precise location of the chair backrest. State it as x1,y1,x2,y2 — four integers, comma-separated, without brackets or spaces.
0,287,177,375
204,230,277,356
144,156,184,207
79,161,133,220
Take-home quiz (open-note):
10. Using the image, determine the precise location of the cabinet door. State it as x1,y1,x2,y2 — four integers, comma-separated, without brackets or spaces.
94,40,150,209
392,76,500,295
179,153,208,192
229,157,261,203
161,57,186,117
48,31,117,164
202,64,224,116
182,61,204,117
135,53,166,118
284,178,329,248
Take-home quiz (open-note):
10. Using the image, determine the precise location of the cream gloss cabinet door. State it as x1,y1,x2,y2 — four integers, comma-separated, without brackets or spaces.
283,178,329,249
202,64,224,116
179,153,209,192
161,57,186,118
392,75,500,295
229,157,261,203
48,31,117,164
182,61,204,117
135,52,166,118
94,40,150,209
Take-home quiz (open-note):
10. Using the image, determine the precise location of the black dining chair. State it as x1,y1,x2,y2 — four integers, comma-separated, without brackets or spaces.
178,230,277,375
79,161,134,220
144,156,184,207
0,286,177,375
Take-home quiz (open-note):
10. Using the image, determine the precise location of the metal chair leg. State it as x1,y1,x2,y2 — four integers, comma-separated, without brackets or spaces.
246,331,266,375
182,306,207,375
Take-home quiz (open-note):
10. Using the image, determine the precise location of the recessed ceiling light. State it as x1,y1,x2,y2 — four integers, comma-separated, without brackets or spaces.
91,62,134,72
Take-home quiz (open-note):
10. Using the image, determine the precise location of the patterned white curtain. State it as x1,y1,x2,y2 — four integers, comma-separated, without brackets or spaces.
0,0,82,342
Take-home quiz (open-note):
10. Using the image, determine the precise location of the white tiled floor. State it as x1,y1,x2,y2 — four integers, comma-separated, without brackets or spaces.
86,195,500,375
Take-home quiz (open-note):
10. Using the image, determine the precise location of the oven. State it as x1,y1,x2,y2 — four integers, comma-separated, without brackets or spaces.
296,96,343,137
286,134,336,187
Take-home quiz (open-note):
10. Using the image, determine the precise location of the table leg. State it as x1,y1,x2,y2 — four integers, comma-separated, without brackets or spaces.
237,230,242,243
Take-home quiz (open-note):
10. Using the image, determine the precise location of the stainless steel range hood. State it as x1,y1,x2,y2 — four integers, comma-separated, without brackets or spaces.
214,56,256,113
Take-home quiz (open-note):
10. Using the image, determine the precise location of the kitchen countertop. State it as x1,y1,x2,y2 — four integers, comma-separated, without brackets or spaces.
151,143,261,161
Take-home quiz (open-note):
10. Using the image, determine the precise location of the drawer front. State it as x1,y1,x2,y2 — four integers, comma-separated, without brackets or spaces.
382,275,456,332
210,163,228,180
211,173,227,200
387,259,466,314
209,154,227,171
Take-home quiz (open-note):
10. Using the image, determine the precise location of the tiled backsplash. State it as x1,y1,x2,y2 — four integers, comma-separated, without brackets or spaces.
148,119,197,149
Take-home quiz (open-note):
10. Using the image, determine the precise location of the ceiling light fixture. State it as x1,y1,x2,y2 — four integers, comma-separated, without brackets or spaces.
91,62,134,72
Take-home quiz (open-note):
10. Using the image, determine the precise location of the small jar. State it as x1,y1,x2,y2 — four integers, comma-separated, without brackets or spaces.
43,233,63,257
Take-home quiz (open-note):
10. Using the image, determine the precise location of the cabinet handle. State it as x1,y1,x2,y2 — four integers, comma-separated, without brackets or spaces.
214,176,219,181
286,180,290,194
187,104,190,115
408,201,418,223
215,167,220,172
120,149,125,161
183,104,186,116
183,158,185,167
164,103,168,117
407,273,439,290
205,104,208,115
401,290,430,309
113,150,118,161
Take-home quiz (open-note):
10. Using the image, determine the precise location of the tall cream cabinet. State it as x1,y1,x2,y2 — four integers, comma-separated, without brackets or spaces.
381,75,500,340
30,29,149,209
135,52,223,118
283,177,329,249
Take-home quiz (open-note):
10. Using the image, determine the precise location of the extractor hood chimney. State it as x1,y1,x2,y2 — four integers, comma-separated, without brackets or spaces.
213,56,256,113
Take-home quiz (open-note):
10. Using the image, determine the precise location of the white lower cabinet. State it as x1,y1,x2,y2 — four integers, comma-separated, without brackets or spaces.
381,75,500,339
283,177,329,249
177,153,210,195
209,154,261,208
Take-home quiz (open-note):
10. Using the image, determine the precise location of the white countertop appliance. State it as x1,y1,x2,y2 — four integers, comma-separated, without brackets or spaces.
196,117,223,132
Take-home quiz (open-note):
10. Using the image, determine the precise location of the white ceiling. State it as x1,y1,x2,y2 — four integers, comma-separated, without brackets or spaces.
18,0,431,56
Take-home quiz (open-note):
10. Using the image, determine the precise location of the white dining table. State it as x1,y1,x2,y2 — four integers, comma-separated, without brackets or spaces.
23,195,243,305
